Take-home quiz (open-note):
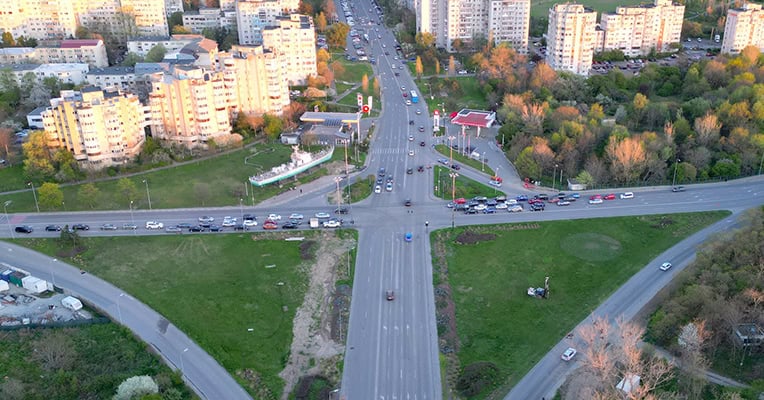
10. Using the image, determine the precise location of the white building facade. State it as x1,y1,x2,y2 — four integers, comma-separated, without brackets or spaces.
722,3,764,54
261,14,316,85
597,0,684,57
545,3,597,76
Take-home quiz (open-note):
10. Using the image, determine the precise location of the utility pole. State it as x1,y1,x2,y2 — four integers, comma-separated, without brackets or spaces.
142,179,152,210
27,182,39,212
450,172,458,229
672,158,681,188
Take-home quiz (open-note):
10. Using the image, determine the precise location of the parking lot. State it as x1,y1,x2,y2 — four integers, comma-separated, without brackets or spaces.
446,191,638,214
0,285,92,327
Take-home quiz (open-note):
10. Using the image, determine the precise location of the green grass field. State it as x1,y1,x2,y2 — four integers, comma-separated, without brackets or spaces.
420,77,487,112
0,324,194,399
432,211,729,397
17,234,315,397
433,165,498,200
333,59,374,84
0,164,26,192
434,144,495,177
0,144,332,212
530,0,648,17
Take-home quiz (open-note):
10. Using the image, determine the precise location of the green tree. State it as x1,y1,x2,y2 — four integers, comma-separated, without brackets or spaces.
145,44,167,62
116,178,139,205
38,182,63,210
53,149,79,182
263,114,283,140
22,131,55,182
77,183,100,209
514,146,540,180
168,11,183,33
171,25,192,34
1,32,15,47
121,52,143,67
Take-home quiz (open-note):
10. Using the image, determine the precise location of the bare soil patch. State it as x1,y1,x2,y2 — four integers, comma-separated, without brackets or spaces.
455,231,496,245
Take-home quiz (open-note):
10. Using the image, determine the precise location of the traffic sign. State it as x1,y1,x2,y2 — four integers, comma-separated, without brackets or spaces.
362,105,370,113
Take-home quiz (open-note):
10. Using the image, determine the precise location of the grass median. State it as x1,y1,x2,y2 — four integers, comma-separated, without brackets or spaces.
431,211,730,398
434,144,495,177
433,165,499,200
17,233,314,397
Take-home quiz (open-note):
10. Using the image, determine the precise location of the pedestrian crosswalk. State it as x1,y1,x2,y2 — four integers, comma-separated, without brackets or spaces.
371,148,407,154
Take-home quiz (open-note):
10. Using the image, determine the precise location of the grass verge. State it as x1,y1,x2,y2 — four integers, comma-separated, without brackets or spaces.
434,144,495,176
15,233,316,397
432,165,499,200
345,174,374,204
0,143,332,212
530,0,645,17
431,211,730,398
0,164,26,192
0,323,194,399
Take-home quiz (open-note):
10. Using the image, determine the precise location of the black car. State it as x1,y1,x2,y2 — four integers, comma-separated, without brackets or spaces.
406,168,413,174
209,225,222,232
233,224,246,231
464,208,478,214
530,203,545,211
189,225,204,232
483,207,497,214
45,225,61,232
418,126,425,132
282,222,298,229
72,224,89,231
176,223,193,229
15,225,33,234
335,207,349,214
450,164,461,170
199,222,212,228
409,120,414,125
417,165,424,172
242,214,257,221
404,199,412,207
536,194,549,200
419,141,425,147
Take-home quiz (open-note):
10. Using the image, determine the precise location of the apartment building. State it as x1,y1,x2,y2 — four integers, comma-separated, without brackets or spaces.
3,63,89,85
120,0,170,37
182,7,237,33
261,14,316,85
236,0,300,45
545,3,597,75
127,35,219,67
597,0,684,57
417,0,530,53
165,0,184,15
148,66,234,147
0,40,108,67
219,45,290,116
722,3,764,54
41,87,147,168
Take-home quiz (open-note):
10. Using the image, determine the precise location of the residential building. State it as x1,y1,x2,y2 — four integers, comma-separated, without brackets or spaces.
596,0,684,57
86,66,138,92
35,40,109,67
2,63,89,85
27,106,46,129
41,87,147,168
165,0,184,14
219,45,290,116
261,14,316,85
127,35,219,67
0,48,36,65
120,0,170,37
488,0,530,54
183,8,225,33
722,3,764,54
545,3,597,75
236,0,300,45
148,65,234,147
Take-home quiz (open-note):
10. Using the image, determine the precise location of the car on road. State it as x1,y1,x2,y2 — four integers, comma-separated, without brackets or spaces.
386,290,395,301
323,219,342,228
289,213,304,220
604,193,616,200
488,180,502,187
450,164,460,170
530,203,545,211
409,120,414,125
14,225,33,234
405,232,412,242
401,86,406,91
406,168,413,174
588,198,603,204
198,216,214,223
660,262,672,271
45,225,61,232
209,224,222,232
100,223,118,230
374,185,382,193
165,226,182,233
315,212,331,219
419,141,425,147
378,167,385,177
672,186,685,192
516,195,528,202
495,202,508,209
221,219,237,227
282,222,299,229
408,149,414,156
189,225,204,232
386,182,393,192
418,126,424,132
267,213,282,221
176,223,193,229
509,205,524,212
561,347,577,361
145,221,164,229
72,224,90,231
408,135,414,141
242,214,256,221
483,207,496,214
416,109,421,115
243,219,258,228
620,192,634,199
122,223,137,230
417,165,424,172
335,207,349,214
438,158,449,165
404,199,412,207
557,201,571,206
405,100,411,105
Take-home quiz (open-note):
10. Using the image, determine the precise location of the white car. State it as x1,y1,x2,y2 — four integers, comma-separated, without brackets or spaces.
374,185,382,193
488,180,502,187
408,135,414,141
315,212,331,219
408,150,414,156
243,220,258,227
660,262,672,271
405,100,411,106
221,218,237,227
416,109,422,115
495,202,508,209
474,204,487,211
198,216,214,223
561,347,577,361
289,213,304,220
267,213,282,221
385,182,393,192
620,192,634,199
145,221,164,229
506,199,518,205
323,220,342,228
588,198,603,204
509,205,523,213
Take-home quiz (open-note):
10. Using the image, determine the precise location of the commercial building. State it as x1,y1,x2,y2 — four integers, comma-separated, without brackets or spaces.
416,0,530,53
236,0,300,45
219,45,290,116
596,0,684,57
41,87,148,168
545,3,597,75
261,14,316,85
722,3,764,54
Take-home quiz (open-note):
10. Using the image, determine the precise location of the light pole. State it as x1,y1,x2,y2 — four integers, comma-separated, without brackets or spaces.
758,150,764,175
27,182,39,212
334,176,343,213
117,293,125,324
4,200,13,238
62,201,66,211
481,152,485,172
672,158,681,188
180,347,189,375
129,200,135,234
448,135,455,165
142,179,152,210
449,172,458,229
494,166,500,194
239,198,244,222
437,168,442,197
553,164,558,192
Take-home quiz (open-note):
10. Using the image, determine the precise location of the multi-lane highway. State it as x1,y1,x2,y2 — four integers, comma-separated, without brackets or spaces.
2,3,764,399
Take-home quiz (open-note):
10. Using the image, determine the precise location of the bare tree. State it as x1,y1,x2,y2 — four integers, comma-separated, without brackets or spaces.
606,136,646,183
31,331,76,371
694,113,721,147
0,377,25,400
677,320,711,400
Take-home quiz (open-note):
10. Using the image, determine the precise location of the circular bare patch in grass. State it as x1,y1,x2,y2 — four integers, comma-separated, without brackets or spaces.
561,232,622,262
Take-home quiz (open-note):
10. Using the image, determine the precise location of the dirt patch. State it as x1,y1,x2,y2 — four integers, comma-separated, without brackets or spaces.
278,232,354,399
455,231,496,245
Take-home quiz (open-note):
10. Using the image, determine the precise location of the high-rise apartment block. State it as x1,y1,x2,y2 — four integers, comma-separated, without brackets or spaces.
596,0,684,57
236,0,300,45
182,7,237,33
545,3,597,76
219,45,290,116
722,3,764,54
41,87,148,168
417,0,530,53
261,15,316,85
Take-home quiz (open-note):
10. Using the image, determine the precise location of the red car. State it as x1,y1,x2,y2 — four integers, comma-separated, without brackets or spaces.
454,198,466,204
263,221,278,230
402,92,408,97
604,193,616,200
590,194,602,200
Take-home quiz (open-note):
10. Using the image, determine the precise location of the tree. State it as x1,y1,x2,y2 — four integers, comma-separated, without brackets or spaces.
172,25,192,34
316,48,330,63
682,20,702,38
30,331,75,371
193,182,211,206
693,113,721,147
323,0,336,17
263,114,283,140
606,135,646,183
415,56,423,77
117,178,139,205
330,60,345,80
114,376,159,400
78,183,100,209
325,22,350,48
361,74,369,93
373,77,380,96
435,61,440,75
38,182,63,210
0,127,12,164
514,146,541,180
168,11,184,33
414,32,436,50
1,32,15,47
315,12,327,32
22,130,55,182
0,377,25,400
75,26,92,39
448,56,455,75
121,52,143,67
145,44,167,62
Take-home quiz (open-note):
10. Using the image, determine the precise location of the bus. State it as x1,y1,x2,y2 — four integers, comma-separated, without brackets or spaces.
410,90,419,103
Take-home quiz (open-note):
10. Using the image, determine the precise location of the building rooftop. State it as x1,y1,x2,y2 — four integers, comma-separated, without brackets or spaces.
300,112,361,123
87,66,135,75
135,62,171,76
0,47,34,56
59,39,102,49
34,63,89,73
29,106,48,116
1,63,39,72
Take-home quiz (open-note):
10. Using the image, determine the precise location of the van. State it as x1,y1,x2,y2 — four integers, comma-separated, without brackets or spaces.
714,34,720,43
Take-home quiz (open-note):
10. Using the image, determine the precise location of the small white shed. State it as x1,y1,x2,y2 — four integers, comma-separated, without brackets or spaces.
21,276,47,294
61,296,83,311
0,280,9,292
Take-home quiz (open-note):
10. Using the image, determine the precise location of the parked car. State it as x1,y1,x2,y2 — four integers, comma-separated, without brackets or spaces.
122,223,138,230
100,223,118,230
335,207,349,214
242,214,257,221
315,212,331,219
72,224,90,231
588,198,604,204
672,186,685,192
189,225,204,232
604,193,616,200
45,225,61,232
660,262,672,271
282,222,299,229
209,225,222,232
145,221,164,229
509,205,524,212
14,225,33,234
165,226,182,233
323,219,342,228
198,216,214,223
289,213,304,220
561,347,577,361
176,223,193,229
516,195,528,202
267,213,282,221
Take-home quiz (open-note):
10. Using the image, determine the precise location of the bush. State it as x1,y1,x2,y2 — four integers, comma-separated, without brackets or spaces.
456,362,499,397
114,375,159,400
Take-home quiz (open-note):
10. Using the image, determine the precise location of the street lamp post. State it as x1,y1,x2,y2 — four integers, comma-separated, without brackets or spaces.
180,347,189,375
129,200,135,234
334,176,343,213
4,200,13,239
481,152,485,171
672,158,681,189
117,293,125,324
239,198,244,222
449,172,459,229
494,166,500,194
27,182,39,212
553,164,558,192
142,179,152,210
437,168,442,197
448,136,455,165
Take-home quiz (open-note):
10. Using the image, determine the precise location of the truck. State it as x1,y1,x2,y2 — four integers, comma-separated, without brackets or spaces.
309,218,320,228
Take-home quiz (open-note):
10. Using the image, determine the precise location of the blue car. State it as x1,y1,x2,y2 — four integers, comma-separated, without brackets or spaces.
516,195,529,202
405,232,412,242
571,193,581,199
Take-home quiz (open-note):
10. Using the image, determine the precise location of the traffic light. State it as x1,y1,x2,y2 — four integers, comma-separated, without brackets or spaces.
362,105,370,113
